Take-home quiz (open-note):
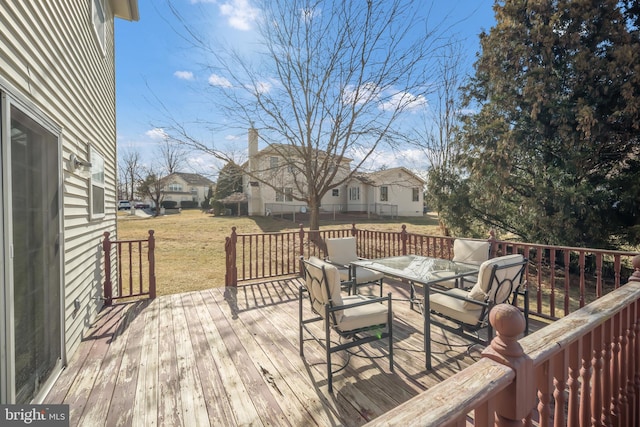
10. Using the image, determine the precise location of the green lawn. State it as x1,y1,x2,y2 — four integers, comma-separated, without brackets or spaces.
117,209,442,296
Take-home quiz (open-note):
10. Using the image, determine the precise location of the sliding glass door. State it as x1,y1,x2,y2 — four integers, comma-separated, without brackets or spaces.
1,98,62,404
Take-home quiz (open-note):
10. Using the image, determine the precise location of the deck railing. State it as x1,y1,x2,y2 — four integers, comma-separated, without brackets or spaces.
102,230,156,305
224,224,638,319
365,255,640,427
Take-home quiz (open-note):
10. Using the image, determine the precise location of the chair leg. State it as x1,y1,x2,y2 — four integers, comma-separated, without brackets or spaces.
299,287,304,356
388,293,394,372
326,307,333,393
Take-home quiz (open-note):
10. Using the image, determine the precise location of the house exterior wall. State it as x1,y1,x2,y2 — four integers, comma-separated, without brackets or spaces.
369,168,425,216
0,0,136,402
162,174,212,207
246,146,351,214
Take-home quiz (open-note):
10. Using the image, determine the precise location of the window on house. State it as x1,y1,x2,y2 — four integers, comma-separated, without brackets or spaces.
285,187,293,201
270,156,279,169
90,147,105,219
92,0,106,54
332,189,339,197
190,187,197,194
168,183,182,192
275,187,284,202
349,187,360,201
412,187,420,202
380,186,388,202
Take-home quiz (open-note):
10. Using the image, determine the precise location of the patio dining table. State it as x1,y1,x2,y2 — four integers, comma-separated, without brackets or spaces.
351,255,480,369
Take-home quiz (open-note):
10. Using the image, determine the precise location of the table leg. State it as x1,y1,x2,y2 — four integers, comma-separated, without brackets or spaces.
424,284,432,370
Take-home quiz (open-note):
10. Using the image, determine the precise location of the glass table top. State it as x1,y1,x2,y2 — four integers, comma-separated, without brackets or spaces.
352,255,479,284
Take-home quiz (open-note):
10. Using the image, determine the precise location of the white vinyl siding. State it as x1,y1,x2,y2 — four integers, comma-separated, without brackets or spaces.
0,0,119,364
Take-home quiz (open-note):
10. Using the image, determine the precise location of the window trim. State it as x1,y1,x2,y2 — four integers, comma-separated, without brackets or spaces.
380,186,388,202
92,0,107,56
89,146,105,220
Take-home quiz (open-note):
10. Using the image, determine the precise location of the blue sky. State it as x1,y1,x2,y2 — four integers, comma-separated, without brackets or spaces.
115,0,496,177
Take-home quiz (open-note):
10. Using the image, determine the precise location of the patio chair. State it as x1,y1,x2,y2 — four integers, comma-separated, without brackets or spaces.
325,237,384,296
428,254,528,344
436,238,491,289
299,256,393,392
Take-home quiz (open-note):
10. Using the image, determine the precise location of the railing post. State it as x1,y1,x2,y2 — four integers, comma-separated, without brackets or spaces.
488,229,498,258
628,255,640,283
148,230,156,299
102,231,113,306
351,223,357,236
225,227,238,287
401,224,407,255
482,304,536,426
299,224,305,273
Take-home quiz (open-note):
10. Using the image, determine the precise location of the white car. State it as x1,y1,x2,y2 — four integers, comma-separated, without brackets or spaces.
118,200,131,210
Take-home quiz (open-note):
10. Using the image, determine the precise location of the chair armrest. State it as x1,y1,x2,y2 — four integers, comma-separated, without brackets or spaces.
328,293,391,313
429,286,490,308
324,259,350,269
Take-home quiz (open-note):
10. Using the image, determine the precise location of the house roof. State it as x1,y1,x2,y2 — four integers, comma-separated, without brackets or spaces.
111,0,140,21
220,192,248,204
364,166,426,184
166,172,215,186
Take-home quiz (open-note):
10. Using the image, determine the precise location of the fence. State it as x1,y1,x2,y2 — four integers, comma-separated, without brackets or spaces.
224,224,638,319
102,230,156,305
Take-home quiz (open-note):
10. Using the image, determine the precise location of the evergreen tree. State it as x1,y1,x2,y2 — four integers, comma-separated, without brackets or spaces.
451,0,640,247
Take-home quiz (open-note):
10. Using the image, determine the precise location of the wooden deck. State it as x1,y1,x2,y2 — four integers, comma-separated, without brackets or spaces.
43,278,541,426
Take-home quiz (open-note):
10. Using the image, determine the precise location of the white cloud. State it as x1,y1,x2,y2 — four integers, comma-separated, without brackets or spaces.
219,0,260,31
255,80,272,94
244,80,272,94
208,74,233,87
174,70,194,80
379,91,427,112
145,128,169,140
343,82,382,106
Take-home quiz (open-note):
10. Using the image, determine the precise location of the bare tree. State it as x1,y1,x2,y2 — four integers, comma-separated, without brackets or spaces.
407,41,467,235
137,164,166,217
159,137,187,174
118,150,141,201
164,0,449,230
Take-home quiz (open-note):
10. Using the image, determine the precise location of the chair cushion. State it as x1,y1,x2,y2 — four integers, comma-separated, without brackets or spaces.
453,239,491,265
326,237,358,266
429,270,459,289
336,295,389,331
306,256,344,320
351,266,384,284
430,289,484,326
464,254,524,310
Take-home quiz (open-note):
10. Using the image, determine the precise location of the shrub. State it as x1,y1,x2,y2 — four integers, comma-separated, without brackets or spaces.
161,200,178,209
180,200,198,209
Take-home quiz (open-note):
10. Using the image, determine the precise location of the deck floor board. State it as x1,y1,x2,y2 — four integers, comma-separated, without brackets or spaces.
44,277,542,426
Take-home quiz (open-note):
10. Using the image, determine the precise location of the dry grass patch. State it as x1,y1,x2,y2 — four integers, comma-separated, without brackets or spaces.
117,209,442,296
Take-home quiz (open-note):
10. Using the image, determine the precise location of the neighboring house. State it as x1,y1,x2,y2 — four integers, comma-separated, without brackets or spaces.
243,129,424,217
161,172,215,207
0,0,139,404
346,167,425,217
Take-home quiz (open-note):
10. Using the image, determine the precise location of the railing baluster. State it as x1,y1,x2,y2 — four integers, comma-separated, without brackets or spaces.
553,352,567,427
591,328,603,427
580,332,593,426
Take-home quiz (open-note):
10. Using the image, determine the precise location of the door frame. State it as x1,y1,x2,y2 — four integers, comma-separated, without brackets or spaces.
0,82,66,404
